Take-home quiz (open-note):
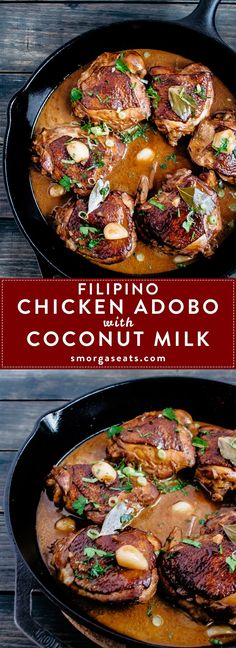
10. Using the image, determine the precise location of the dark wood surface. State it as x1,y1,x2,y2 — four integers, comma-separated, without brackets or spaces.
0,368,236,647
1,1,236,277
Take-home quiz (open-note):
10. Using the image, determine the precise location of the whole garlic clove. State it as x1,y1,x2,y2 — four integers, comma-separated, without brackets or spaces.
116,544,148,571
66,140,90,163
92,461,117,484
104,223,129,240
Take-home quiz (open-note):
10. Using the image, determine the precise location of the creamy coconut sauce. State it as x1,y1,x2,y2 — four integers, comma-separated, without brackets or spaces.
36,427,235,647
31,49,236,275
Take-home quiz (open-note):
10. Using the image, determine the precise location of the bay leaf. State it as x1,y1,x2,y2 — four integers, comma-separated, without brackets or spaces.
168,86,196,121
218,436,236,466
223,525,236,545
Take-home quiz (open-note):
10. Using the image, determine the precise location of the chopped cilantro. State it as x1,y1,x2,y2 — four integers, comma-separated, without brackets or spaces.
84,547,115,560
147,603,153,617
72,495,89,515
88,562,106,579
107,424,123,438
120,513,133,524
162,407,178,422
159,163,167,169
193,84,207,99
154,477,190,495
209,640,223,646
192,437,209,453
166,153,177,163
59,175,72,192
70,87,83,102
213,137,229,156
182,213,194,233
115,53,130,74
147,86,161,108
226,553,236,573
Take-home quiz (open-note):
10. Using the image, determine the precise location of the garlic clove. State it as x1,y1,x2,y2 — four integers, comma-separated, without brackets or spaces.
92,460,117,484
116,544,148,571
49,183,66,197
66,140,90,163
104,222,129,240
136,148,155,162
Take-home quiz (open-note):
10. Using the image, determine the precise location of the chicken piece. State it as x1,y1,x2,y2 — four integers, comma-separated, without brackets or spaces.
51,525,160,603
194,425,236,502
158,509,236,627
134,168,221,259
52,189,136,264
106,408,196,479
71,51,151,131
32,125,126,195
46,461,159,524
189,110,236,184
148,63,214,146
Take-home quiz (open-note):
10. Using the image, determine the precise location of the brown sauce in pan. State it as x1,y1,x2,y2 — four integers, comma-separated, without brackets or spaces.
36,428,234,647
31,49,236,275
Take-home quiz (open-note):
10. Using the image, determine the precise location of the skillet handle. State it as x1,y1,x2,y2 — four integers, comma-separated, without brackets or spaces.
179,0,222,39
14,555,68,648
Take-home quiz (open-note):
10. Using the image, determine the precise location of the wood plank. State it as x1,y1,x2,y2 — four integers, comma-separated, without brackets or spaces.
0,73,27,144
0,452,16,511
0,402,68,449
0,593,95,647
0,516,15,592
1,369,236,400
0,220,41,277
0,3,235,73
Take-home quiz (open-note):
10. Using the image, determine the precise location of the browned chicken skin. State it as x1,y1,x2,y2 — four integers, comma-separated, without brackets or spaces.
195,425,236,502
46,462,159,524
71,51,151,130
135,168,221,259
52,190,136,263
188,110,236,184
51,526,160,603
158,509,236,626
32,125,126,195
148,63,214,146
106,408,196,479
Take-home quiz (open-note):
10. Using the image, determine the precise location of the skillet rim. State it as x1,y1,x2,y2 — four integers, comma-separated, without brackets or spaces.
4,375,236,648
3,17,236,279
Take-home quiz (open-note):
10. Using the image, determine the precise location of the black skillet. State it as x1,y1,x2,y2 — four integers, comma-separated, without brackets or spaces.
5,376,236,648
3,0,236,278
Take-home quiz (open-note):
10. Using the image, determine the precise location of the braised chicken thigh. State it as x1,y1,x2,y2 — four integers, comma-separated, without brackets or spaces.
46,461,159,524
158,509,236,626
195,424,236,501
51,526,160,603
148,63,214,146
70,51,151,130
32,125,126,195
135,168,221,258
189,110,236,184
52,188,136,263
106,408,196,479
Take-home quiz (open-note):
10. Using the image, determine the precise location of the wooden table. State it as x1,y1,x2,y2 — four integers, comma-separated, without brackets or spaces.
0,0,236,277
0,368,236,648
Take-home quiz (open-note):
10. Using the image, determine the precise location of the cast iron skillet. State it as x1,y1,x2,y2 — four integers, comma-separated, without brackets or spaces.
3,0,236,278
5,376,236,648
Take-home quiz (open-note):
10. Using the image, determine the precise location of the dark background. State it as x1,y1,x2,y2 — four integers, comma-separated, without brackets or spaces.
1,368,236,647
0,0,236,277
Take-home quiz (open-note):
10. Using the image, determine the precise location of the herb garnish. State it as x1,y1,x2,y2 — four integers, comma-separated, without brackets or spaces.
226,552,236,573
120,513,133,524
193,84,207,99
72,495,89,515
147,86,161,108
70,87,83,102
181,538,202,548
182,213,194,233
115,53,130,74
192,436,208,454
148,198,165,210
212,137,229,156
84,547,115,561
107,424,123,439
88,562,107,579
162,407,178,422
119,122,149,144
59,175,72,192
153,477,190,495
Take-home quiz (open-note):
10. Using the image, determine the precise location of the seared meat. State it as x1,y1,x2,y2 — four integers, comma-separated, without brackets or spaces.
148,63,214,146
32,125,126,195
195,425,236,502
51,526,160,603
189,110,236,184
135,168,221,259
158,509,236,626
71,51,151,131
106,408,196,479
52,190,136,263
46,461,159,524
